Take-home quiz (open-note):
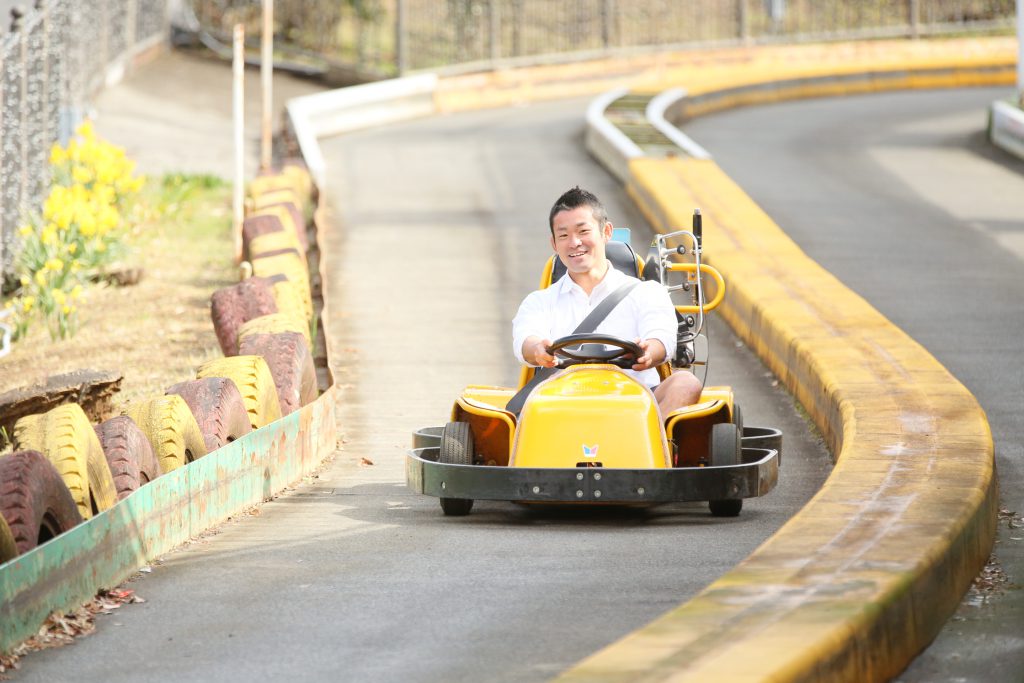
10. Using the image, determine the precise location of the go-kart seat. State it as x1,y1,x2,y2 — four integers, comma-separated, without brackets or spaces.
544,239,642,286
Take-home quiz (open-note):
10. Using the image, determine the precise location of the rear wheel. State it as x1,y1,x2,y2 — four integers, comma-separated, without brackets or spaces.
708,422,742,517
438,422,474,516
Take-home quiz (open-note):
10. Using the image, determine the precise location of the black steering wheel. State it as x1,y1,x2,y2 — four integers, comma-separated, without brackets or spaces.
547,334,643,369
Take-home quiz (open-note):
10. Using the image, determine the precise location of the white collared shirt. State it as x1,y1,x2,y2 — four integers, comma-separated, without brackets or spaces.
512,261,676,388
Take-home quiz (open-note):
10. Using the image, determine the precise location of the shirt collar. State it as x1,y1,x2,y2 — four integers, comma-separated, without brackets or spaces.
555,259,623,296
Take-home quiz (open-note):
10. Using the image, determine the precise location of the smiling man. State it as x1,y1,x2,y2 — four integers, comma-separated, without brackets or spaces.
512,186,703,415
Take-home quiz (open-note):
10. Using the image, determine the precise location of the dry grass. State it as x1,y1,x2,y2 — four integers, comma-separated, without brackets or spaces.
0,174,237,430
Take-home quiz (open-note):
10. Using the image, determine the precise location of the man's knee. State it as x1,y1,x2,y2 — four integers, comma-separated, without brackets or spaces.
656,371,703,411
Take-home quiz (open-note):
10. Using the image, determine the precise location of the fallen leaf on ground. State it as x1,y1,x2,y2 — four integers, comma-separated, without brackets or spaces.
359,457,375,466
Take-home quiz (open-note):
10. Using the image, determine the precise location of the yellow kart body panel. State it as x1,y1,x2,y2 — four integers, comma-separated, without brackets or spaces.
511,365,671,469
449,367,735,469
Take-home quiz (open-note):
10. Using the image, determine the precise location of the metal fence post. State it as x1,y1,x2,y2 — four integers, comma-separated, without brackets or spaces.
908,0,920,38
17,8,28,237
602,0,614,50
395,0,406,75
489,0,500,65
738,0,748,42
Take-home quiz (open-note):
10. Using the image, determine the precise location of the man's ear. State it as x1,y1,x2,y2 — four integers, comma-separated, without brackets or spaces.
602,221,614,241
550,234,556,251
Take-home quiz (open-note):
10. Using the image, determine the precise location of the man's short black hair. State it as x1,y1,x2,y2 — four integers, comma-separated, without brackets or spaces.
548,186,609,234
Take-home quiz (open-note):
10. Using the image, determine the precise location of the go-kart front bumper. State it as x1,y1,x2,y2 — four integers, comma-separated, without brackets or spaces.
406,426,780,505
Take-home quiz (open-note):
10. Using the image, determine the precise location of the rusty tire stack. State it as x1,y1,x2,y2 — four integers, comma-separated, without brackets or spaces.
0,160,321,562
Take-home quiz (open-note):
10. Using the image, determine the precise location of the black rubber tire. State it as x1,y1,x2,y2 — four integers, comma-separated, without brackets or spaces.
438,421,474,516
238,331,317,415
709,422,743,517
94,416,161,500
210,276,278,356
0,450,84,555
167,377,253,452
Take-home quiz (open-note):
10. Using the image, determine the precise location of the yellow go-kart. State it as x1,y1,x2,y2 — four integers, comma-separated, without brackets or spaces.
407,211,780,516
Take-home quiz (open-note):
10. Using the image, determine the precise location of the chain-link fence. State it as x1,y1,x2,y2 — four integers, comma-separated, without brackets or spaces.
0,0,169,288
186,0,1016,78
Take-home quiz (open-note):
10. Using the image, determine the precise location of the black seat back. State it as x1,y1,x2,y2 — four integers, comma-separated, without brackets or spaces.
546,240,642,287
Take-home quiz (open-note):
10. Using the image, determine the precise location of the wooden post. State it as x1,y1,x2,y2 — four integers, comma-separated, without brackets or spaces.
233,23,245,265
260,0,274,172
908,0,920,39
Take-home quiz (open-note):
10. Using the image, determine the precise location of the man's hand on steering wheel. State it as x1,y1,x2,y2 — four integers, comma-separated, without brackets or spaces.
525,337,557,368
631,337,667,371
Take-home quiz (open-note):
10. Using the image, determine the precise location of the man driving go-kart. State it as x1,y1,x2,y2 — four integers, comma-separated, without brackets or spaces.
407,186,781,517
512,186,703,417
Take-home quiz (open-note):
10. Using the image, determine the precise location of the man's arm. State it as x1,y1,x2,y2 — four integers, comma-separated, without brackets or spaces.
634,281,677,369
512,290,555,367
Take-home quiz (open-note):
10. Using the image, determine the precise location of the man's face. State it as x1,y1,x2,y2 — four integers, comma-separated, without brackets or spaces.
550,206,612,275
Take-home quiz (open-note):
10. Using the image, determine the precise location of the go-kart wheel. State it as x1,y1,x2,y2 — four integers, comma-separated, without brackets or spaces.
708,422,743,517
439,422,474,516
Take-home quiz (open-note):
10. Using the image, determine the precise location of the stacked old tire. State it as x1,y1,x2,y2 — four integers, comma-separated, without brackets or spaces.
0,160,320,563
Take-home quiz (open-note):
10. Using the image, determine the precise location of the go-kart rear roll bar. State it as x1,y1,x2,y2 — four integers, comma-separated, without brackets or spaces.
649,209,723,340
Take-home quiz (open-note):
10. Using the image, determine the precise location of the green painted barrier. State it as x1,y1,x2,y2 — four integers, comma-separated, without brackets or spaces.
0,385,336,654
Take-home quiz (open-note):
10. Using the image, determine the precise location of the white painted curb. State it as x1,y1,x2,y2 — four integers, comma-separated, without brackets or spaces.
646,88,712,160
286,73,439,190
989,99,1024,160
584,88,644,183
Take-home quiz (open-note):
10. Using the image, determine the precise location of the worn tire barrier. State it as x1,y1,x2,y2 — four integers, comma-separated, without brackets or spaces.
196,355,283,430
238,332,318,416
248,230,304,260
250,252,313,322
166,377,253,453
94,416,161,501
13,404,119,519
125,395,209,474
238,311,312,350
211,276,280,357
248,203,308,253
0,159,332,655
0,451,84,556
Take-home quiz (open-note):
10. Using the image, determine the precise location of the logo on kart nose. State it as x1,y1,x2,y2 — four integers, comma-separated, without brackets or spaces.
582,444,599,458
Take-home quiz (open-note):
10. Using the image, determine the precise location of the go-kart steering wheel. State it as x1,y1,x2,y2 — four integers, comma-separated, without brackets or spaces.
547,333,643,369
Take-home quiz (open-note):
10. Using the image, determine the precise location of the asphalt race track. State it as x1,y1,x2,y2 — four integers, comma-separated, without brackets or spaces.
15,81,1018,683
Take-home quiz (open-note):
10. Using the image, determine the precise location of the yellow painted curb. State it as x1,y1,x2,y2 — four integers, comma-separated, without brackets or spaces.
554,155,995,679
434,37,1017,114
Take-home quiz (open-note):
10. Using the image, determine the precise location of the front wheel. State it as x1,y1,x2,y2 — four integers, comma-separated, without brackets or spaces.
708,422,742,517
438,422,474,516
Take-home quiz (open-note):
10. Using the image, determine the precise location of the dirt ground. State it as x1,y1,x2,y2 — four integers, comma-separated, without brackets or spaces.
0,178,236,446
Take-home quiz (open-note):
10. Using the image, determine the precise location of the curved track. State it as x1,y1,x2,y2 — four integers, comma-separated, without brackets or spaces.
16,98,829,680
681,85,1024,683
